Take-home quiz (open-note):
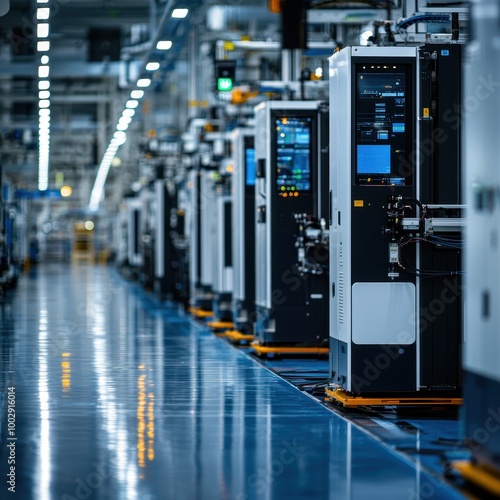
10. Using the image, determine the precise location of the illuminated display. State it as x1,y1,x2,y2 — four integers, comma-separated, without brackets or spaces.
355,65,412,185
245,146,256,186
275,116,312,195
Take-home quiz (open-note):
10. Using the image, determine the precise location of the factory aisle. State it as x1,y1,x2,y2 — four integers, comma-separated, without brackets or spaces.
0,264,464,500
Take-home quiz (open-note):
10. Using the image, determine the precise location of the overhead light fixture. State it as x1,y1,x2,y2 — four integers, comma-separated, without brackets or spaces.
38,65,49,78
39,90,50,99
37,8,50,19
116,123,129,131
60,186,72,197
37,41,50,51
37,0,49,3
146,62,160,71
172,8,188,18
119,116,132,125
156,40,172,50
126,99,139,109
38,80,50,90
137,78,151,88
130,90,144,99
37,23,49,38
39,108,50,117
39,99,50,108
40,55,49,64
122,108,135,117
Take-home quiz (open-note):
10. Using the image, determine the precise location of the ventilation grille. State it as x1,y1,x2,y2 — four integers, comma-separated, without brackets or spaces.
338,268,344,324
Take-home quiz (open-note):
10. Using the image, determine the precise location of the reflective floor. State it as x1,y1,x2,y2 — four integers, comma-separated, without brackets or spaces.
0,264,466,499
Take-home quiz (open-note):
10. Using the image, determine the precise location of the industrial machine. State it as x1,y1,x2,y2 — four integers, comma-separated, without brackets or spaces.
455,0,500,490
212,159,233,322
254,100,329,346
231,127,256,335
117,195,142,279
328,45,463,400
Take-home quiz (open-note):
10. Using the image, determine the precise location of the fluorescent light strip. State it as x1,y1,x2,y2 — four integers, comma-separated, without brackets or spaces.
37,8,50,19
37,12,50,192
37,23,49,38
137,78,151,88
130,90,144,99
172,8,188,18
156,40,172,50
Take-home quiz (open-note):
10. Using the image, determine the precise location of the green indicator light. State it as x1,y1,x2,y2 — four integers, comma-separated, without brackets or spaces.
217,78,233,91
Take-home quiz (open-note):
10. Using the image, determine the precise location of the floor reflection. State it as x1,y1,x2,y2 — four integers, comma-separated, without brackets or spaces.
0,264,465,500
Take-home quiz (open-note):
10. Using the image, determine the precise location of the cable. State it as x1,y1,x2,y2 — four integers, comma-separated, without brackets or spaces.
397,237,464,277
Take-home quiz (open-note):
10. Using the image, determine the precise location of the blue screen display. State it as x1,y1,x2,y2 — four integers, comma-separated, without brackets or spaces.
245,147,256,186
357,145,391,175
275,117,312,194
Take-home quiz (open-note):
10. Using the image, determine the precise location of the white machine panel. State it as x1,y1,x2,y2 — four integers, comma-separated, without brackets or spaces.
352,282,415,345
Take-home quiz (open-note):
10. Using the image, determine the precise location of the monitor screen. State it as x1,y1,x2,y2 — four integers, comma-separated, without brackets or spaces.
275,116,312,195
245,147,256,186
357,145,391,174
355,64,412,185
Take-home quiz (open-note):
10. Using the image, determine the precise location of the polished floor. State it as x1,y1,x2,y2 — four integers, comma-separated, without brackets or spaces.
0,264,467,499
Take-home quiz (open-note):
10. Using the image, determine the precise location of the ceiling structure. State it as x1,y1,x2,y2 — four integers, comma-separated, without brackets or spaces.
0,0,284,211
0,0,462,215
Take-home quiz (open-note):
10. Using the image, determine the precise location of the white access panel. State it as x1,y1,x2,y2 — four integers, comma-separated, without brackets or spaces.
352,282,416,345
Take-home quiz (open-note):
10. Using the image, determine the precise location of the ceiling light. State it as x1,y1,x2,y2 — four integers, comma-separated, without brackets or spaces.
37,23,49,38
39,99,50,108
137,78,151,88
130,90,144,99
37,8,50,19
37,41,50,51
38,65,49,78
112,135,126,144
122,109,135,117
37,0,49,3
119,116,132,125
39,90,50,99
156,40,172,50
116,123,129,131
39,108,50,117
172,8,188,18
38,81,50,90
126,100,139,109
40,55,49,64
60,186,72,197
146,62,160,71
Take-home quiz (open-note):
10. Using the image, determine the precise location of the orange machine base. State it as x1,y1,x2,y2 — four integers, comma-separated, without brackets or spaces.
325,387,463,408
451,460,500,497
251,343,328,357
224,330,255,344
188,307,213,319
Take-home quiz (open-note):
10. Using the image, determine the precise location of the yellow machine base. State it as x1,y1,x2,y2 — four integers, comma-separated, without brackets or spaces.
325,387,463,408
224,330,255,343
188,307,213,319
206,321,234,330
451,460,500,496
251,343,328,357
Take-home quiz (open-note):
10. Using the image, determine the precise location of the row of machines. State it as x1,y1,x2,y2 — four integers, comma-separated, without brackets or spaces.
118,26,500,492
